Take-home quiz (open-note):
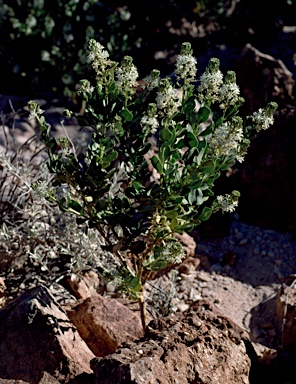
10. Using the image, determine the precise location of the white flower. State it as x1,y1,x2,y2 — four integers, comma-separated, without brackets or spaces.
115,56,138,93
142,69,160,91
218,71,240,109
141,103,159,134
78,79,94,95
251,110,274,132
87,39,112,74
162,241,185,264
28,100,44,120
216,191,240,213
156,78,181,116
250,102,278,132
175,54,197,84
140,115,159,134
198,58,223,104
209,116,245,162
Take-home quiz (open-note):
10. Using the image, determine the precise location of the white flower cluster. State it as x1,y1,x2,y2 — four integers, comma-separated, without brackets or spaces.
175,55,197,84
28,100,44,120
140,103,159,135
216,191,240,213
115,56,138,93
175,42,197,84
218,71,240,109
87,39,112,74
156,78,181,116
162,241,185,264
198,58,223,104
251,109,274,132
141,115,159,134
142,69,160,91
78,79,94,95
209,116,245,162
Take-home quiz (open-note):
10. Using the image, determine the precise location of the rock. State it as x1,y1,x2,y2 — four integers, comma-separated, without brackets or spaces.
252,342,278,366
0,277,5,299
65,294,144,357
276,284,296,348
238,43,294,115
91,300,252,384
65,271,102,300
0,286,95,383
0,380,30,384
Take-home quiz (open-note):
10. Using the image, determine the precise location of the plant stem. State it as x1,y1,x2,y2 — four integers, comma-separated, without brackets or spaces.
138,286,147,335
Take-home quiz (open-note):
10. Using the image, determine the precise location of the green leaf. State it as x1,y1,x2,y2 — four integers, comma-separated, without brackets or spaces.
198,106,211,123
129,276,141,290
170,217,178,230
150,261,167,271
198,206,212,221
188,189,196,205
103,151,118,163
185,131,198,148
151,155,163,173
189,179,202,189
160,128,173,141
200,160,216,173
67,199,83,214
219,160,235,171
196,147,205,166
184,96,196,113
120,109,133,121
165,209,180,219
132,180,144,191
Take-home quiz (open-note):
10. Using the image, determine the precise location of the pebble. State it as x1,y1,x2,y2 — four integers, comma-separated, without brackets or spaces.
177,303,190,312
195,218,296,282
253,247,260,255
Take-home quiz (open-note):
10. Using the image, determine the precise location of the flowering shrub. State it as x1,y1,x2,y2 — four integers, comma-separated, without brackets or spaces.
29,40,277,331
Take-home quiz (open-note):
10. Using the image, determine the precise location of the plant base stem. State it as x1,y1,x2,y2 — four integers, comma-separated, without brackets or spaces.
138,289,147,335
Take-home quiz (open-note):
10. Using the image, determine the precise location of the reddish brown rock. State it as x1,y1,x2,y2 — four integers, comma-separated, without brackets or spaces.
66,294,144,357
276,284,296,348
0,286,95,384
65,271,102,300
91,300,252,384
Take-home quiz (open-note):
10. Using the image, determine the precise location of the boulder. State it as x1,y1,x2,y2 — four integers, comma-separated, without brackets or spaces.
238,43,294,115
65,271,102,300
91,300,252,384
66,294,144,357
276,284,296,348
0,285,95,384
